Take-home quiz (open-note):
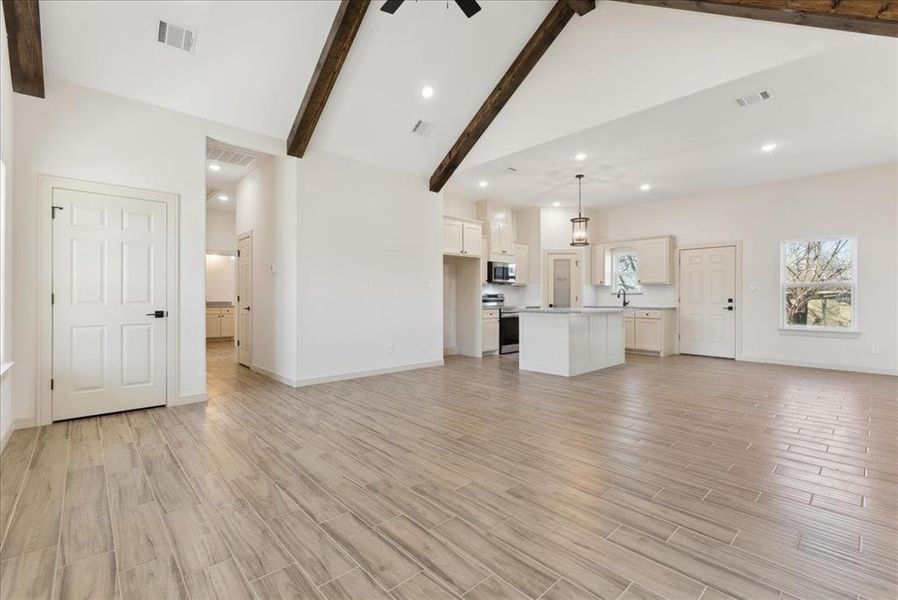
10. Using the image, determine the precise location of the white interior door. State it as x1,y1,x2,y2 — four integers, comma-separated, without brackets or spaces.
546,252,580,308
237,233,253,367
52,188,167,420
679,246,736,358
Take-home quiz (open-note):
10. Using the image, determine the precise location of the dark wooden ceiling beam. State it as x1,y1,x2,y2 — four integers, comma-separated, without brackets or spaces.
429,0,595,193
614,0,898,37
2,0,45,98
287,0,370,158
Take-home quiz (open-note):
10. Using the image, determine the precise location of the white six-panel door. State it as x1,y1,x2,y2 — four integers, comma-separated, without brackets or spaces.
678,246,736,358
237,233,253,367
52,188,167,419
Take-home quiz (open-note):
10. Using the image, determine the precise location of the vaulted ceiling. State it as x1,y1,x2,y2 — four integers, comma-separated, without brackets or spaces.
36,0,898,202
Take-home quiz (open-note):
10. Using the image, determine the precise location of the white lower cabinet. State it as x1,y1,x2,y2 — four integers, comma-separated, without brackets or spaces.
624,316,635,349
206,307,236,339
623,309,677,356
482,309,499,353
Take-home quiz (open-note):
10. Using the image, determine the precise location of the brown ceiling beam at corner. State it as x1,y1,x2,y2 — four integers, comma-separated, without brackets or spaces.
287,0,370,158
2,0,45,98
567,0,598,15
429,0,595,193
613,0,898,38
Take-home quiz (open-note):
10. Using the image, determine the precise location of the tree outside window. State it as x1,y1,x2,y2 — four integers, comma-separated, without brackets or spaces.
612,247,641,294
782,237,855,329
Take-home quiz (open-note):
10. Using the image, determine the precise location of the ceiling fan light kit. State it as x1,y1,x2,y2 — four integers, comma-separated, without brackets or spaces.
380,0,482,18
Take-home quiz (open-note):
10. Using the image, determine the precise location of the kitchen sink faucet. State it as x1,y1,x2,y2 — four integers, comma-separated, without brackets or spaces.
616,288,630,307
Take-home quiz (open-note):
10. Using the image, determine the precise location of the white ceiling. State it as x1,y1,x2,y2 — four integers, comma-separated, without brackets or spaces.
40,0,894,196
447,37,898,206
459,0,857,170
41,0,340,138
445,36,898,208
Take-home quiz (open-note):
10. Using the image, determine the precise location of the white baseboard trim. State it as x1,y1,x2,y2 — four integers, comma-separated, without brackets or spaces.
294,360,445,388
170,392,207,406
0,426,12,452
739,355,898,376
251,365,297,387
13,417,36,429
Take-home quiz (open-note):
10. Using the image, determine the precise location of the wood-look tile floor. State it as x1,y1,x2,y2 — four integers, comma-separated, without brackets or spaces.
1,340,896,599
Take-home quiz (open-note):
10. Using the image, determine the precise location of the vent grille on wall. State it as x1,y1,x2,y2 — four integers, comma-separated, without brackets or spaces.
734,89,772,107
206,144,256,168
158,20,197,53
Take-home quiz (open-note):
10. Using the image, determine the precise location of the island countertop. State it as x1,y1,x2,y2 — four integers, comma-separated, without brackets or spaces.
519,307,624,314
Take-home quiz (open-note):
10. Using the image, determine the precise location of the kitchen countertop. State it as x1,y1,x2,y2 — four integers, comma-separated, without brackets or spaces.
520,307,625,314
587,305,677,310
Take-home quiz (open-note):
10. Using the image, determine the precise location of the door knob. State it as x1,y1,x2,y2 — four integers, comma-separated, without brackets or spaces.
146,310,166,318
722,306,734,311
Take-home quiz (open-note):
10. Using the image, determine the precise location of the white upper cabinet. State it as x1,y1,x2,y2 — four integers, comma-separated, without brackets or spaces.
489,222,515,261
591,244,608,286
636,236,675,285
444,219,464,255
443,216,484,257
514,242,529,285
462,223,483,257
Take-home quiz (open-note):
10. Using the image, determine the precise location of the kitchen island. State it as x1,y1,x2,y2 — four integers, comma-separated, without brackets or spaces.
519,308,625,376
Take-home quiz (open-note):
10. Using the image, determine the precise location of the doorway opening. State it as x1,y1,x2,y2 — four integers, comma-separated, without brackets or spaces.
204,138,269,386
543,250,582,309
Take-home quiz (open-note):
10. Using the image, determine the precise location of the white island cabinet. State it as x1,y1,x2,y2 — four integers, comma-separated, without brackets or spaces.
519,308,625,376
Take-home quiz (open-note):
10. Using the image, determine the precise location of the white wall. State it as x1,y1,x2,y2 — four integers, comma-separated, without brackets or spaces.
12,81,284,423
235,154,298,382
296,151,443,383
591,164,898,374
206,208,236,253
0,8,15,447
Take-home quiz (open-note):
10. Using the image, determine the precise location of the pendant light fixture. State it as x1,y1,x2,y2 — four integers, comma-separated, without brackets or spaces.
570,173,589,247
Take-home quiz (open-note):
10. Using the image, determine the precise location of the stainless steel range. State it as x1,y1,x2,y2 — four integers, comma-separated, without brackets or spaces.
482,293,519,354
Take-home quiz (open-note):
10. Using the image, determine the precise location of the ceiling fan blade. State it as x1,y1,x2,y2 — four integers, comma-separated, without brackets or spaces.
381,0,405,14
454,0,482,18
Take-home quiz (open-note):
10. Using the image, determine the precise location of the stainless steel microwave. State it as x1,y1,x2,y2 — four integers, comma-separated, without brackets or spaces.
487,262,516,284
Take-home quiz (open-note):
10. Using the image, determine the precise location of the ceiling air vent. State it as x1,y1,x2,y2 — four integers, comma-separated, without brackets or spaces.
734,89,772,107
206,144,256,168
412,120,433,137
506,166,518,173
157,20,197,53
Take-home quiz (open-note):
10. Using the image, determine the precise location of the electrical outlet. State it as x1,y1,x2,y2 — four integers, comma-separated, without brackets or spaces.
872,345,880,355
386,344,394,355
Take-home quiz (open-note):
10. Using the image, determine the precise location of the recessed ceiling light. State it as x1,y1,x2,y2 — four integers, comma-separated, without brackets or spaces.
208,163,221,171
478,180,488,188
639,183,652,191
218,195,229,201
574,152,586,161
421,85,434,99
552,201,561,207
761,142,777,153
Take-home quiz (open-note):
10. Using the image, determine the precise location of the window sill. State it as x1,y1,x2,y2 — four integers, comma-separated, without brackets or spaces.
0,361,13,379
777,327,860,339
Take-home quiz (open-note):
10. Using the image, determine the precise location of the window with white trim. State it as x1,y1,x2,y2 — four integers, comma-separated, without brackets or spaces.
611,247,641,295
781,237,856,330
